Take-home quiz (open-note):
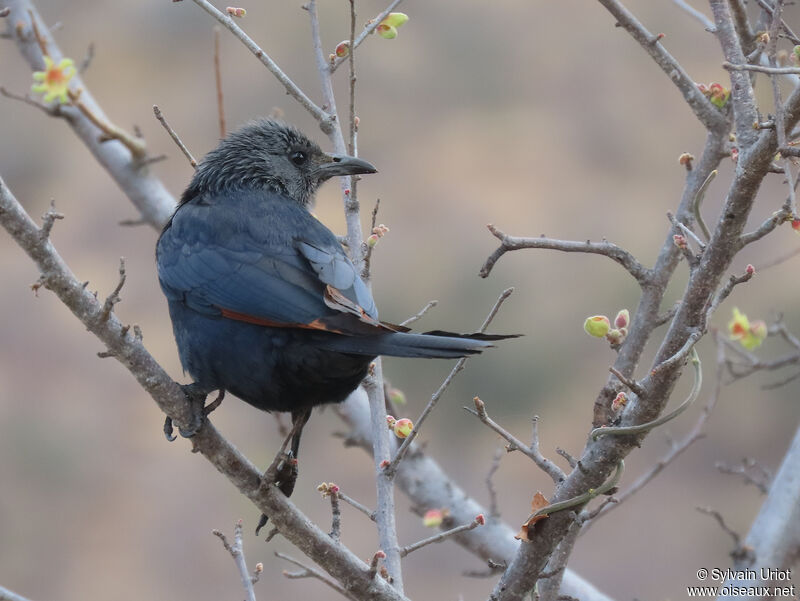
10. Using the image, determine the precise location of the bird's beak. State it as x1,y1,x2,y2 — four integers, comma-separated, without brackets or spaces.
316,154,377,179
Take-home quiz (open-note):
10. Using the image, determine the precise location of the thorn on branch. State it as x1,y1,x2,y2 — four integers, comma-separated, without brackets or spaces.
555,447,578,469
39,200,64,240
99,258,126,322
78,42,95,74
609,366,646,397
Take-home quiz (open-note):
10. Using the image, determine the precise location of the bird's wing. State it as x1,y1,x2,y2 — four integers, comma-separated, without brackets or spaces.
157,189,405,335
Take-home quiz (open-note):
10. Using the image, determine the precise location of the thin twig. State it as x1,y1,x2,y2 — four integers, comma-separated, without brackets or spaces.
338,490,376,521
399,516,485,557
480,224,651,285
0,85,57,115
276,552,360,601
99,258,126,323
189,0,331,128
671,0,716,31
385,288,515,477
465,400,565,483
212,521,258,601
78,41,94,74
485,447,504,518
329,0,404,73
706,268,755,319
153,105,197,169
696,506,743,549
68,90,148,160
399,300,438,327
715,458,771,494
723,61,800,75
596,0,727,133
213,26,226,138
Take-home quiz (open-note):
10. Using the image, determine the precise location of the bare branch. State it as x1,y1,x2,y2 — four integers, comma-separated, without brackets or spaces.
671,0,716,32
723,61,800,75
465,398,565,484
485,447,504,518
696,506,745,551
213,26,226,138
709,0,759,149
329,0,404,73
0,586,35,601
399,300,438,327
99,257,126,322
276,552,360,601
153,104,197,169
212,521,258,601
596,0,727,132
399,516,485,557
5,0,175,228
480,224,651,284
188,0,331,128
715,458,771,494
385,288,514,477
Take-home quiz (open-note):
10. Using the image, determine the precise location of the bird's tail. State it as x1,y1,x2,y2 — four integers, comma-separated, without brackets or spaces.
315,330,519,359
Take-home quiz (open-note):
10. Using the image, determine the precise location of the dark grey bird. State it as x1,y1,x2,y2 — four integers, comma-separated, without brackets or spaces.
156,120,514,523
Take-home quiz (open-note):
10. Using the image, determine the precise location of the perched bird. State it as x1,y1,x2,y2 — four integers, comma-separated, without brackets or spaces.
156,120,513,512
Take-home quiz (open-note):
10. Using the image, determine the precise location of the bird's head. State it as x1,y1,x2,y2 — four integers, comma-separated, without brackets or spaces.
182,120,377,207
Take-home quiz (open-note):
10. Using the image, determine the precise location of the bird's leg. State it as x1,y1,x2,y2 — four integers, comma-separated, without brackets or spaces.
255,408,312,536
163,385,224,441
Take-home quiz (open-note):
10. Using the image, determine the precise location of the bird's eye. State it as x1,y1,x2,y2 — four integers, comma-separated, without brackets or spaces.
289,151,307,166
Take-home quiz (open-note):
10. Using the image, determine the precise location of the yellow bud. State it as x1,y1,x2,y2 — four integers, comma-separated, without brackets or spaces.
584,315,610,338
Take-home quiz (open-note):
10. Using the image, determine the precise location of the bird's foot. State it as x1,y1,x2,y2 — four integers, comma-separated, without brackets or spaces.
255,450,299,536
163,385,224,441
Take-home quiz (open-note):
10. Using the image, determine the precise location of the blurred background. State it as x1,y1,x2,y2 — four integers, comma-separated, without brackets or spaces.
1,1,799,599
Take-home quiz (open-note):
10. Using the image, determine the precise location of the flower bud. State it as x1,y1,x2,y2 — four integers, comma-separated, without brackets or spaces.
606,328,624,345
335,40,350,58
792,218,800,233
423,509,444,528
393,418,413,438
750,320,767,340
475,513,486,525
584,315,610,338
611,392,628,412
226,6,246,17
382,12,409,27
673,234,687,249
388,387,407,406
386,415,397,429
367,233,380,247
377,24,397,39
614,309,630,329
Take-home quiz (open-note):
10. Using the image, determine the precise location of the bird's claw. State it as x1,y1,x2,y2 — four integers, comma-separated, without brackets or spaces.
163,386,224,442
255,450,300,536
